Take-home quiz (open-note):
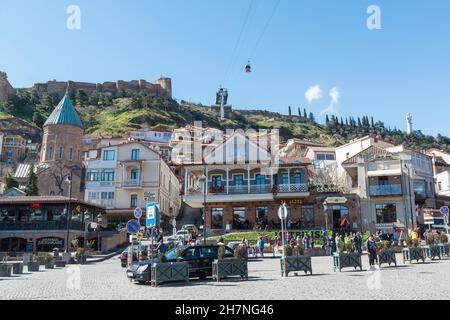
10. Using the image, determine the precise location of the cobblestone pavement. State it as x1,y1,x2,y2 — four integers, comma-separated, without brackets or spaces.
1,253,449,300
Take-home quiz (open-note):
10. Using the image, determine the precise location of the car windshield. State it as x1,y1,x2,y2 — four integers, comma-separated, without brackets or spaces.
165,246,187,260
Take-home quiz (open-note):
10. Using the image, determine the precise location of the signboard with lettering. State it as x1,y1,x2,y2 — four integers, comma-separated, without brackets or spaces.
146,203,159,228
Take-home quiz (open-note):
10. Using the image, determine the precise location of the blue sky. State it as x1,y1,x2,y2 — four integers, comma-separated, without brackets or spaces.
0,0,449,136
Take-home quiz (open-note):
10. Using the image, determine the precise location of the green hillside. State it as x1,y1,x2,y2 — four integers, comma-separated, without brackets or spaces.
0,88,449,153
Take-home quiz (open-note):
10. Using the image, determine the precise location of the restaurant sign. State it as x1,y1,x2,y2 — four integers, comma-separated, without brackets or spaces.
37,237,64,246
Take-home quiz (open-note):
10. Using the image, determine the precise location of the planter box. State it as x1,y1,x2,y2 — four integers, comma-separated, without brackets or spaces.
151,262,189,287
37,256,46,266
422,245,441,260
377,249,397,267
438,243,450,257
0,264,13,277
76,255,87,264
402,247,425,264
45,260,55,269
22,253,31,264
212,258,248,282
62,253,71,263
12,263,24,274
55,261,66,268
281,255,312,277
27,261,40,272
333,252,362,272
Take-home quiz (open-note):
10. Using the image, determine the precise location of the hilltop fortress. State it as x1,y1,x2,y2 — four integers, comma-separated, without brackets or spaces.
0,71,172,102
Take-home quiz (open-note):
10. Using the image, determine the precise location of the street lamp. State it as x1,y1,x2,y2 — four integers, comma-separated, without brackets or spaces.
83,211,91,250
65,174,73,253
198,169,207,244
97,213,103,253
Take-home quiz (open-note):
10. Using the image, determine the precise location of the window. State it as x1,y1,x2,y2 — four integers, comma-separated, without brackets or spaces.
69,148,73,160
88,192,99,200
108,192,115,199
101,192,108,199
130,169,139,181
302,205,314,227
438,182,442,191
88,170,100,181
211,208,223,229
59,146,63,160
49,145,54,160
102,170,115,181
130,195,138,208
376,204,397,223
378,176,389,185
326,154,336,160
199,246,218,258
233,175,244,188
131,149,140,161
211,176,222,187
316,154,326,161
233,207,246,229
293,172,302,184
103,150,115,161
413,180,427,197
281,172,289,185
255,174,267,186
256,206,268,221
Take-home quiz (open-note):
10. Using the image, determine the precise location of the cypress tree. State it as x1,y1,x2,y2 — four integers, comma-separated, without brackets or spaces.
25,165,39,196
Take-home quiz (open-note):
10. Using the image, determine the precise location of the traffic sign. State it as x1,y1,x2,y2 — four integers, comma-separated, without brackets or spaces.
126,219,141,234
134,207,143,219
278,204,288,220
146,203,160,228
440,206,449,216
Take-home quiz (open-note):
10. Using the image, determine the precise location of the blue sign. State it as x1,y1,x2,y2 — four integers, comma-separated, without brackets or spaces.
126,219,141,234
146,203,160,228
134,207,143,219
440,206,449,216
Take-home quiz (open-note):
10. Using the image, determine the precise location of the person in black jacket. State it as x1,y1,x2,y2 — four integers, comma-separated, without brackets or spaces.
366,235,378,267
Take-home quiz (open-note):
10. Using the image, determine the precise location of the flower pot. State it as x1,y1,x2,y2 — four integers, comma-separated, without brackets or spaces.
55,260,66,268
281,255,312,277
76,255,87,264
438,243,450,257
377,249,397,267
45,260,55,269
333,252,362,272
151,262,189,287
422,245,441,260
62,252,71,263
212,258,248,282
402,247,425,264
12,263,24,274
0,264,13,277
27,261,40,272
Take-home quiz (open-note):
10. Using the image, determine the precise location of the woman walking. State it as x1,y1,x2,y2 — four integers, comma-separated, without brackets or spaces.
366,235,378,268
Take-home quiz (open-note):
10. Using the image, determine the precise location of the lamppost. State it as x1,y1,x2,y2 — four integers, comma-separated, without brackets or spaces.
65,174,73,253
199,168,207,244
97,213,103,253
83,210,91,250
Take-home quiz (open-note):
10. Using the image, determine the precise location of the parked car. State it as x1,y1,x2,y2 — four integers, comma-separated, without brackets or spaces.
128,245,234,283
167,230,191,242
181,224,200,237
119,245,148,268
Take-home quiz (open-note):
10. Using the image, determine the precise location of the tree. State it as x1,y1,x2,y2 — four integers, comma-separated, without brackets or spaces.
325,115,330,125
371,116,375,128
298,107,301,117
25,165,39,196
309,112,315,122
32,111,45,127
4,174,19,191
288,106,292,117
357,117,362,127
303,108,307,119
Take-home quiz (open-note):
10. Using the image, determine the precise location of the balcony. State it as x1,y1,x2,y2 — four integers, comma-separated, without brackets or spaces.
278,183,308,193
369,184,402,196
0,220,84,231
122,179,141,188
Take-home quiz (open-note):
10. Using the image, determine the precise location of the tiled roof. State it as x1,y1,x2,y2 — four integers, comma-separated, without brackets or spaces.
342,146,393,165
44,94,83,128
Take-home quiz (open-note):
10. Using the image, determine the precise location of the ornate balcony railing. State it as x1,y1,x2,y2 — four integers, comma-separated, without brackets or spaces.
369,184,402,196
0,221,84,231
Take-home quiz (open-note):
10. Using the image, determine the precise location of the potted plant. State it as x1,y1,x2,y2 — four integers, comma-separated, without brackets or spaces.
76,248,87,264
402,236,425,263
333,239,362,272
44,253,55,269
0,256,13,277
27,255,40,272
281,243,312,277
423,233,441,260
376,240,397,267
212,244,248,282
86,240,96,253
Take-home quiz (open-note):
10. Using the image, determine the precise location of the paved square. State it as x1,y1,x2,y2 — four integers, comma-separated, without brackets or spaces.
1,254,449,300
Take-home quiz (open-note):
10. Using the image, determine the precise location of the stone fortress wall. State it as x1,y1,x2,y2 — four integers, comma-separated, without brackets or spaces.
0,70,172,101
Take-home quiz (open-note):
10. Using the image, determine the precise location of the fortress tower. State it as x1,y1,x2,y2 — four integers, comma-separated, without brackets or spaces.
406,113,413,135
0,71,16,102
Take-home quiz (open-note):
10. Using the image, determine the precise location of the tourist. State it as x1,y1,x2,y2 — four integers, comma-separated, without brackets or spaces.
274,235,280,256
355,232,363,253
329,233,336,256
217,236,225,246
296,235,302,247
336,233,344,253
321,232,328,254
344,233,351,252
257,236,265,258
366,235,378,268
290,237,296,248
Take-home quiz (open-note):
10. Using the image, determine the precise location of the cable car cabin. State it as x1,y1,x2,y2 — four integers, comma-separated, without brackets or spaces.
245,61,252,73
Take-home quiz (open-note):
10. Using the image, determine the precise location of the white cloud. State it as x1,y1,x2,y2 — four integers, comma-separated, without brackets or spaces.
305,85,323,103
321,87,340,115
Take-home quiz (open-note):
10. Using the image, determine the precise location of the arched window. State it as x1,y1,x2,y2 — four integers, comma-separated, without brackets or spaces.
69,148,73,160
49,145,54,160
59,146,63,160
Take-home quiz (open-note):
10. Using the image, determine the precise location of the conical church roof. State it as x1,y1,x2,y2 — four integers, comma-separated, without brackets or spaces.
44,94,83,128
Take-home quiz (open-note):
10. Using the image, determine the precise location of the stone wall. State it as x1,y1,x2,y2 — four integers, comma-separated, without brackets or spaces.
31,77,172,99
0,71,16,102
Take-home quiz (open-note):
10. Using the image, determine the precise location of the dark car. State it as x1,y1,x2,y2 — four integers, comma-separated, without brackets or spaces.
119,245,148,268
128,245,234,283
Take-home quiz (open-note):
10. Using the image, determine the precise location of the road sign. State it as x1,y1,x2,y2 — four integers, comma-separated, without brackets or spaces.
440,206,449,216
134,207,143,219
126,219,141,234
278,204,288,220
146,203,160,228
